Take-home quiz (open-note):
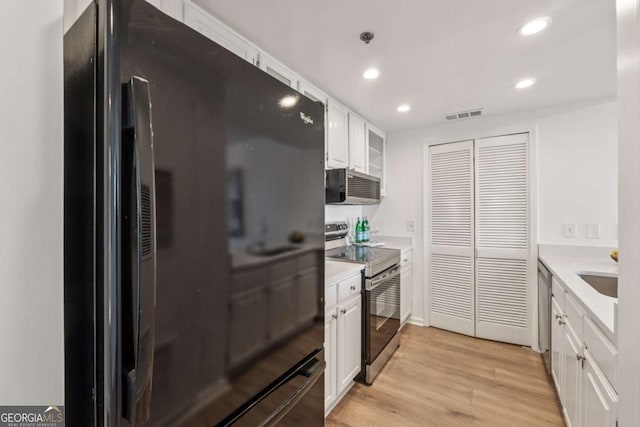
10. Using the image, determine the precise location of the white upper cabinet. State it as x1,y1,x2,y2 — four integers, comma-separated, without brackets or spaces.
366,124,386,194
326,99,349,169
348,114,366,173
258,53,300,89
298,80,328,105
183,1,259,65
145,0,184,21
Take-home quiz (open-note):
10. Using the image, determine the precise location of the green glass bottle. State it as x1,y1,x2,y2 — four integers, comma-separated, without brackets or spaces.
355,217,362,243
363,217,370,242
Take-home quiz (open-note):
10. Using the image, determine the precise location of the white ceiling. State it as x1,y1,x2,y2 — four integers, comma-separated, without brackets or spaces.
193,0,616,132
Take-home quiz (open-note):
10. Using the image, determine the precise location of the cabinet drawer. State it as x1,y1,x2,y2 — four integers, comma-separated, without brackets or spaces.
584,317,617,390
326,283,337,309
551,276,565,308
564,293,584,342
338,274,362,302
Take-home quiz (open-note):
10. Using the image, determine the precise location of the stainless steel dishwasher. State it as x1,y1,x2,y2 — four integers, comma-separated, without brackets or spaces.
538,261,551,374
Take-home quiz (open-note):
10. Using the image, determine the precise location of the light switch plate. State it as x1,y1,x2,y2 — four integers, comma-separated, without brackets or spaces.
407,220,415,232
586,224,600,239
563,223,577,238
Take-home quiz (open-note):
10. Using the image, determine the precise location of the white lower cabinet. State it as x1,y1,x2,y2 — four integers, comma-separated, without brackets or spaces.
563,323,582,427
324,306,338,410
551,296,564,399
548,272,619,427
582,350,618,427
337,295,362,394
400,249,413,324
325,272,362,416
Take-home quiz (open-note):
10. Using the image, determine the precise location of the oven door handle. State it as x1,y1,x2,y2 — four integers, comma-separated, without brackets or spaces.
366,265,400,290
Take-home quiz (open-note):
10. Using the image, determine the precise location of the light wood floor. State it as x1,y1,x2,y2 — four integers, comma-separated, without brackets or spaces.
326,325,565,427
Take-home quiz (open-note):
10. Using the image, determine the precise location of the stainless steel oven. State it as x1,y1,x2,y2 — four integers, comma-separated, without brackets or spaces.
363,264,401,384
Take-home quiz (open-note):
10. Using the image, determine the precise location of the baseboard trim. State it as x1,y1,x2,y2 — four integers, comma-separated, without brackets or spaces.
407,316,425,327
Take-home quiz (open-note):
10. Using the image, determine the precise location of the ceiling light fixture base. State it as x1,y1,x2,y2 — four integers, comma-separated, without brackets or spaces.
360,31,375,44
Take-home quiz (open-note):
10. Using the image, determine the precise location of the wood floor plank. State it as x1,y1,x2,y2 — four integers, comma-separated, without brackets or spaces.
325,325,565,427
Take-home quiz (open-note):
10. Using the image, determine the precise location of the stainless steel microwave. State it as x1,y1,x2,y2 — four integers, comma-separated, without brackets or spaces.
325,169,381,205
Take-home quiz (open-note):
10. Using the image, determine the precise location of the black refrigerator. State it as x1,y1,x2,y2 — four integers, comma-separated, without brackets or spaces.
64,1,325,425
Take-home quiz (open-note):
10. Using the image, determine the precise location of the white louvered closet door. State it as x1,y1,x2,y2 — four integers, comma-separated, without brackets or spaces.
474,134,530,345
428,141,475,336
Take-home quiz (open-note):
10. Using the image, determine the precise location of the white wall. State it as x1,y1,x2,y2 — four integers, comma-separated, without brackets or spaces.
0,1,64,405
371,98,618,325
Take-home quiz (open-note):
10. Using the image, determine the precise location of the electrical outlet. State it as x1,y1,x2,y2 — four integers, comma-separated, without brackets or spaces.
563,223,577,238
407,220,415,232
586,224,600,239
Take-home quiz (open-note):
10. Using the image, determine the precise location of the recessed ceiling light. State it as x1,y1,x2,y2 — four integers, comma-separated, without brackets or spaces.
278,95,298,108
515,78,536,89
520,17,551,36
397,104,411,113
363,68,380,80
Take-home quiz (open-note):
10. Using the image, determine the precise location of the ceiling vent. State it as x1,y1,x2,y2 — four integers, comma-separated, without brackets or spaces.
445,108,483,121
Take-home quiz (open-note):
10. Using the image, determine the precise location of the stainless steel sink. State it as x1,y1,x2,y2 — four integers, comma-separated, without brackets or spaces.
578,273,618,298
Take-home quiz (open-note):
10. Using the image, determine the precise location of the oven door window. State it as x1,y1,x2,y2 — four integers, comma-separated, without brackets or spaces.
368,273,400,362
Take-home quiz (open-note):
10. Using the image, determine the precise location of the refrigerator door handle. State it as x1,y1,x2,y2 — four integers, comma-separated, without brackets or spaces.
258,357,325,427
121,76,157,426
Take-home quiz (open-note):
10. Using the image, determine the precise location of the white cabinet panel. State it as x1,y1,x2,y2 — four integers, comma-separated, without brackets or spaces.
582,350,618,427
327,99,349,169
583,317,617,390
184,1,258,65
563,323,582,427
259,53,299,88
551,296,564,402
401,268,412,324
400,250,413,324
337,295,361,395
298,80,327,105
366,124,386,194
348,113,366,173
324,307,338,412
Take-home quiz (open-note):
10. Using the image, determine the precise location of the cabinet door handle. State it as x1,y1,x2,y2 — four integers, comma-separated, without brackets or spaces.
332,314,338,320
555,314,563,320
350,285,356,291
341,309,346,314
559,320,566,325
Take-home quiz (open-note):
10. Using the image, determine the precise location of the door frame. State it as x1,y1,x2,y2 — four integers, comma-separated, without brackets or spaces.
616,0,640,425
422,127,539,349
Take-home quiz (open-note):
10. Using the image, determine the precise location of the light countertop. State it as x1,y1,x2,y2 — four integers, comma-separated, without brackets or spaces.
539,245,618,342
325,259,363,285
372,235,413,251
